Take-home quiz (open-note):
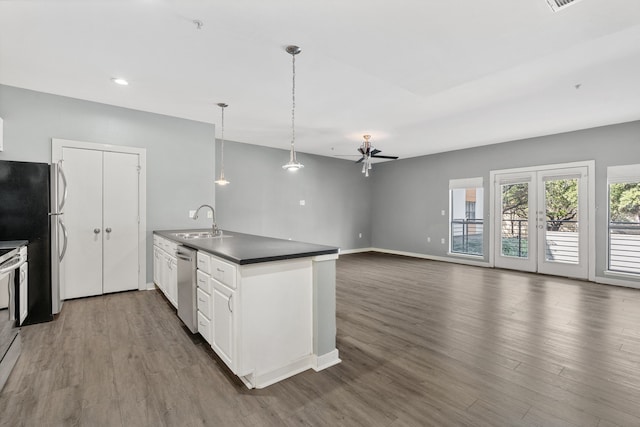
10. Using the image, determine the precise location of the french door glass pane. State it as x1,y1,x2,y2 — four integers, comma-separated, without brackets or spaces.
609,182,640,274
500,183,528,258
544,178,579,264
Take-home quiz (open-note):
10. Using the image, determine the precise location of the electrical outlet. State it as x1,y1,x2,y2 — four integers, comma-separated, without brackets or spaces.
207,211,213,219
427,237,431,243
441,238,446,244
359,233,362,238
300,200,306,206
189,210,196,218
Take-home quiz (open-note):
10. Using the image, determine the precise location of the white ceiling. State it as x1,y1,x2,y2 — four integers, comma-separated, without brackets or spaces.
1,0,640,161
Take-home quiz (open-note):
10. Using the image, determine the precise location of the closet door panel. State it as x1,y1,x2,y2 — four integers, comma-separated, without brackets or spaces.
61,148,103,299
103,151,140,294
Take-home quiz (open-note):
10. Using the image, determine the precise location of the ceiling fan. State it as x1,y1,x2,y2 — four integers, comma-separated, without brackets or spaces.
356,135,399,177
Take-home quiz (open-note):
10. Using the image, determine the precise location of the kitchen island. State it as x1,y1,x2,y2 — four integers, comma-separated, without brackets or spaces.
153,229,340,389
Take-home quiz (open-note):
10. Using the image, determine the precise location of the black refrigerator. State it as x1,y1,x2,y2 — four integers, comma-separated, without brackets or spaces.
0,160,53,324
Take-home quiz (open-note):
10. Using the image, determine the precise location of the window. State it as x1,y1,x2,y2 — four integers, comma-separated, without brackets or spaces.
450,177,484,256
608,164,640,275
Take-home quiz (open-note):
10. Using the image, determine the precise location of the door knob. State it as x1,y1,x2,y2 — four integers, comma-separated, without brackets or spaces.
105,227,112,233
94,228,101,234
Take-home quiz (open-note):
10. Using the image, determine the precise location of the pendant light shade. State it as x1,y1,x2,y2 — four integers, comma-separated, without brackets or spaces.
214,102,230,185
282,45,304,171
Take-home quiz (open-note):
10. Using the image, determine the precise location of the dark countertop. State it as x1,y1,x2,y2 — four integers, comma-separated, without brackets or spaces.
154,230,339,265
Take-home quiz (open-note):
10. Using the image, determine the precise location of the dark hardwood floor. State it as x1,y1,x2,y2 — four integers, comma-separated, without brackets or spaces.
2,252,640,426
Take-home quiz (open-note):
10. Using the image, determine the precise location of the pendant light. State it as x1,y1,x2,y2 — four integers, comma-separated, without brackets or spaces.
214,102,230,185
282,45,304,171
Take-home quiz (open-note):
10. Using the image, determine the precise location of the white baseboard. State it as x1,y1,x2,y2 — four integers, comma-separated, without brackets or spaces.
595,275,640,289
348,247,491,268
242,355,316,389
145,282,156,291
312,349,341,372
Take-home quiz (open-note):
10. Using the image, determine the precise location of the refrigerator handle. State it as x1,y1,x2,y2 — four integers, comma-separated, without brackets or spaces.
58,161,68,211
59,219,68,261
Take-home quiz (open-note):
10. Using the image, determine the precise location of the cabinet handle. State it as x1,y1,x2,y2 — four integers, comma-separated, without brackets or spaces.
105,227,112,233
94,228,101,234
216,268,224,273
228,294,233,313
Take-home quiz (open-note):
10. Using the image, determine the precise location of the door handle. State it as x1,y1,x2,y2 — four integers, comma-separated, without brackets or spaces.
58,161,68,211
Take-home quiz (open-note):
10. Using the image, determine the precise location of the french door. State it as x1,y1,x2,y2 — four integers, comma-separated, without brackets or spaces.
493,166,589,279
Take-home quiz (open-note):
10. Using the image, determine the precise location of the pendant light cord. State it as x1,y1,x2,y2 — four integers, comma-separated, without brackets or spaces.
291,52,296,153
220,105,225,175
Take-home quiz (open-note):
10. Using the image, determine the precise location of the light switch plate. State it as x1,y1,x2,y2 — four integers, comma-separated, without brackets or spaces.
189,210,196,218
207,211,213,219
300,200,306,206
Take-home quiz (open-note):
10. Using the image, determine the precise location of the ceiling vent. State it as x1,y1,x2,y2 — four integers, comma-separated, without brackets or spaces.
546,0,585,12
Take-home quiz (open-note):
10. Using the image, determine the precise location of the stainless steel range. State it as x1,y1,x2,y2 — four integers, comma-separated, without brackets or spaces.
0,241,27,391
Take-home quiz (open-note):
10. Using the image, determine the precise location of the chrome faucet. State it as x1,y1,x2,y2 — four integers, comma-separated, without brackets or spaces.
193,204,221,236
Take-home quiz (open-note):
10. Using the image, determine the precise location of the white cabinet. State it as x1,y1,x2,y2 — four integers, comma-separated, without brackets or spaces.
196,250,315,389
153,235,177,308
166,254,177,307
60,147,140,300
196,266,213,344
212,278,235,370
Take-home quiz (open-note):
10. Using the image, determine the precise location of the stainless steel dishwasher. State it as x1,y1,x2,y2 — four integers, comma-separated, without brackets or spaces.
176,245,197,333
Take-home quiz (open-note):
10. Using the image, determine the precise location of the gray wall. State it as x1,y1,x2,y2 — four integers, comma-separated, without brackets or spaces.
215,139,372,249
0,85,216,282
370,120,640,280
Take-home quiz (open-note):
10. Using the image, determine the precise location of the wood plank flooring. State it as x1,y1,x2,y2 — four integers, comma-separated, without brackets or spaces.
2,252,640,426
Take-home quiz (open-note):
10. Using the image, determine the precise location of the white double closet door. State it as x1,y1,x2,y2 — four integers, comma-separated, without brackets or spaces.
61,147,140,299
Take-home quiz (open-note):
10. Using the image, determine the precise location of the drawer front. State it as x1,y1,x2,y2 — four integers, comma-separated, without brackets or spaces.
210,257,236,289
196,270,212,294
197,288,212,319
197,311,211,345
197,252,211,274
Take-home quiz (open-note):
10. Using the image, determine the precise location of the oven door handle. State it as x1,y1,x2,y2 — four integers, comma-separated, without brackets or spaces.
0,254,27,275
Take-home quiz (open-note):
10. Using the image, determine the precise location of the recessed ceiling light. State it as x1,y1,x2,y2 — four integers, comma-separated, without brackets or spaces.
111,78,129,86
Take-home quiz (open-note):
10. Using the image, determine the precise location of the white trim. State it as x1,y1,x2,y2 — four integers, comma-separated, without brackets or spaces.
604,270,640,280
51,138,147,292
447,252,484,260
312,349,341,372
449,176,483,190
595,275,640,290
372,247,491,268
145,282,156,291
241,355,316,389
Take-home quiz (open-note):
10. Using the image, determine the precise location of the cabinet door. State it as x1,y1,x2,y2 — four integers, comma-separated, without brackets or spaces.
103,151,140,294
19,262,28,325
61,147,103,299
168,256,178,308
212,280,235,372
153,247,161,286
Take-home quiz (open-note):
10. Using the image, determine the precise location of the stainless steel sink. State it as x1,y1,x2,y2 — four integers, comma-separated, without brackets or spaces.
172,232,232,240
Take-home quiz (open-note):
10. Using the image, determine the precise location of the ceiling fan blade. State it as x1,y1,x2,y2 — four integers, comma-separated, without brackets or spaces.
355,156,365,164
357,147,365,155
370,149,381,156
371,155,399,159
